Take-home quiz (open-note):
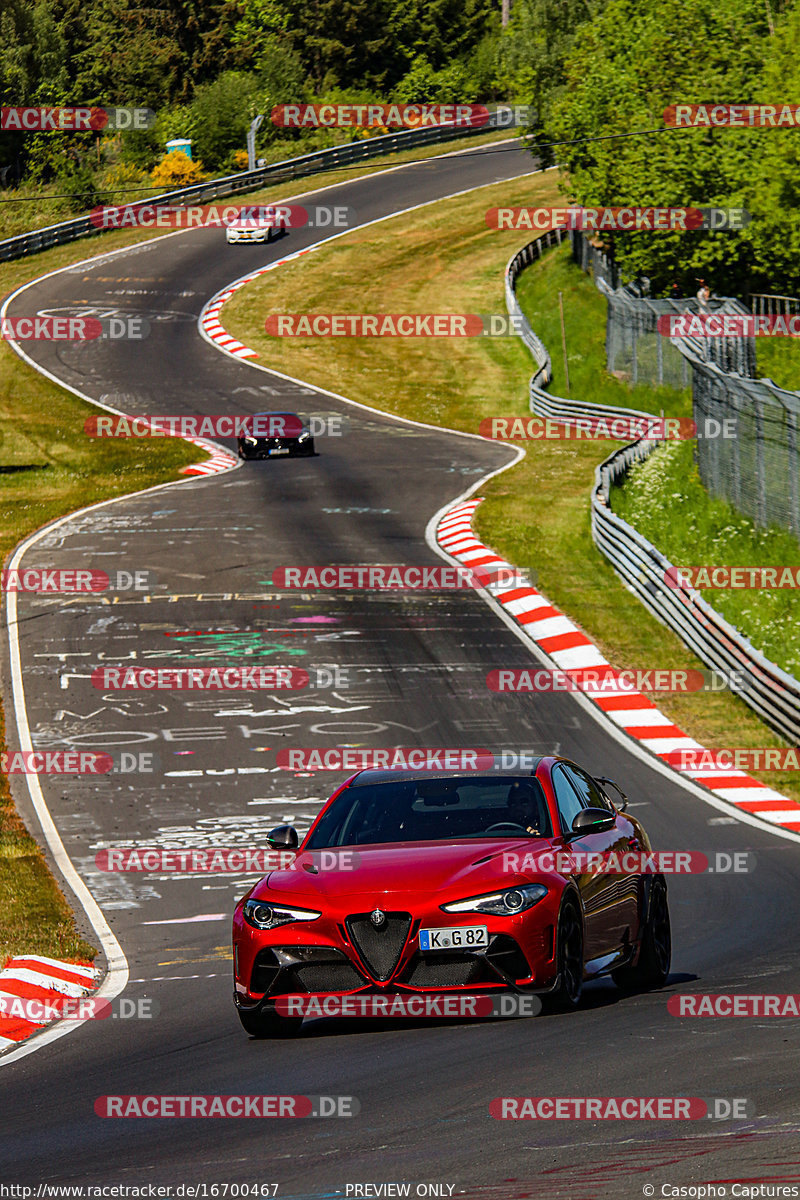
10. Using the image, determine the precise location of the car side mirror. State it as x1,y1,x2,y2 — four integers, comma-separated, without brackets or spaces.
596,776,628,811
570,808,616,835
266,824,299,849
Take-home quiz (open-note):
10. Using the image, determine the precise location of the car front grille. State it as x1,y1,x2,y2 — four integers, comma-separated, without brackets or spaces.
292,960,366,993
345,913,412,982
250,946,366,995
403,953,489,987
402,934,533,989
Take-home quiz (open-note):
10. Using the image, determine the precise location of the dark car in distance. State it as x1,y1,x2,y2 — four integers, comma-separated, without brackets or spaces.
237,412,315,459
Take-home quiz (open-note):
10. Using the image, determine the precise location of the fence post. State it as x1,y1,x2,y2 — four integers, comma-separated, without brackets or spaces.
753,398,767,526
788,409,800,535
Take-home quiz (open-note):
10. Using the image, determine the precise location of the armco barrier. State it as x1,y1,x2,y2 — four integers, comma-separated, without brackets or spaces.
1,116,507,263
505,230,800,744
593,443,800,744
504,229,656,427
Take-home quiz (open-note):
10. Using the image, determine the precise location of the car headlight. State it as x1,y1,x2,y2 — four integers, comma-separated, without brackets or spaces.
243,435,257,444
297,430,310,442
243,899,320,930
441,884,548,916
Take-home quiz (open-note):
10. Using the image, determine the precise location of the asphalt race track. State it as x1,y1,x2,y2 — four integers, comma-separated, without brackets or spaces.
2,139,800,1197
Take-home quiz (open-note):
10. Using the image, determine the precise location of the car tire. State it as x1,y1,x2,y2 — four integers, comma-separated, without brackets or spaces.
544,896,583,1012
237,1005,303,1038
612,876,671,992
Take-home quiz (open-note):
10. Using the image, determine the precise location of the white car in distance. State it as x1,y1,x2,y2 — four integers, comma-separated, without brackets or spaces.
225,206,283,244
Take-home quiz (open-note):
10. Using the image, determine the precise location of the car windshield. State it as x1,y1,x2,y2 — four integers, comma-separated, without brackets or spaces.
304,776,552,848
247,413,305,435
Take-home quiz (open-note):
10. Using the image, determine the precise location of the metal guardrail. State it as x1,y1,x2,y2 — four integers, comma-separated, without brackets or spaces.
505,230,800,744
0,117,505,263
505,230,657,427
593,444,800,744
751,292,800,317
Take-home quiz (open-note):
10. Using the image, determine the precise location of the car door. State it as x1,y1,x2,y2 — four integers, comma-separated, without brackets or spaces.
561,763,639,952
549,764,613,961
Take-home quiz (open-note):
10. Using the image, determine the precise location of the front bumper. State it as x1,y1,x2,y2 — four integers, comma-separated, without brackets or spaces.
238,436,313,457
234,918,557,1005
226,228,271,243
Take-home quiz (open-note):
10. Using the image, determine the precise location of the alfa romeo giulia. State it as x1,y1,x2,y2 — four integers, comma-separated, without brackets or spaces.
232,758,671,1036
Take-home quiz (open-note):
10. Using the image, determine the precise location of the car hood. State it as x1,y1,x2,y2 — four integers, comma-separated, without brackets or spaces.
254,838,561,901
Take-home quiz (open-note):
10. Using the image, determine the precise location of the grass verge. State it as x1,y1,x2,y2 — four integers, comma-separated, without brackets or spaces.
755,337,800,392
611,440,800,676
222,192,800,803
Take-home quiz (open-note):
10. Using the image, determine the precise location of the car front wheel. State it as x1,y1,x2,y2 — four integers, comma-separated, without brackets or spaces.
613,877,671,992
544,896,583,1012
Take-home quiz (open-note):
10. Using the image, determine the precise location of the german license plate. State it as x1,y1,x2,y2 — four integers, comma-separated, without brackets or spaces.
419,925,488,951
268,448,290,456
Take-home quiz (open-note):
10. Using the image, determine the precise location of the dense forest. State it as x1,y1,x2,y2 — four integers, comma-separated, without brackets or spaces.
2,0,800,294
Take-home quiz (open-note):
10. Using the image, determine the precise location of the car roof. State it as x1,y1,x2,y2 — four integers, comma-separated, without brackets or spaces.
347,765,544,787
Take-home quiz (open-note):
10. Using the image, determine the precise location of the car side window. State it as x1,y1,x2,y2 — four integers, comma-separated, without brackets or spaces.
563,764,613,812
551,765,586,834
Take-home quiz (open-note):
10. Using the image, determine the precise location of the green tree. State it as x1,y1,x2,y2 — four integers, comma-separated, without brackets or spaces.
187,70,260,170
745,3,800,292
544,0,774,295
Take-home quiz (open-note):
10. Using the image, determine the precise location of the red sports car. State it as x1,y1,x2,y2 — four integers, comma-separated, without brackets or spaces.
232,758,671,1036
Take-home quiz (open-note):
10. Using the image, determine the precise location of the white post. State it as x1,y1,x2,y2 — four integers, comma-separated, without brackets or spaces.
247,114,265,172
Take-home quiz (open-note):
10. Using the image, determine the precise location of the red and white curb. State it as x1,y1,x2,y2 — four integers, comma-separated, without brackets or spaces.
179,436,238,477
199,247,314,361
110,415,237,478
0,955,100,1052
437,498,800,832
